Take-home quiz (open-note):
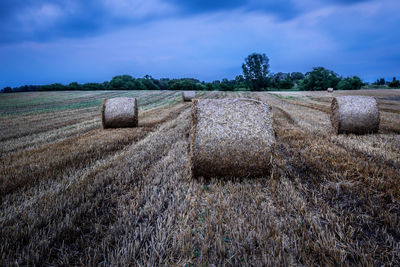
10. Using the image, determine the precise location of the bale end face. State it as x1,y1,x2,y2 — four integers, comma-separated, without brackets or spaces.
330,96,380,134
189,99,199,178
182,91,196,102
330,97,340,133
101,98,107,129
327,88,334,92
189,98,276,178
102,97,138,128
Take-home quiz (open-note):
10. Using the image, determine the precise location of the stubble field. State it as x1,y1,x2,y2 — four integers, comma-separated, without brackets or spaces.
0,89,399,266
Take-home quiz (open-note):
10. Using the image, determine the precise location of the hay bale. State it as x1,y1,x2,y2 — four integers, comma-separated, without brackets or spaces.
327,88,334,93
182,91,196,102
189,98,275,178
102,97,138,128
330,96,380,134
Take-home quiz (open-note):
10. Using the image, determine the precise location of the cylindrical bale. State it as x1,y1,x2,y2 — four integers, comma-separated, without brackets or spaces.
102,97,138,128
182,91,196,102
330,96,380,134
189,98,276,178
327,88,334,93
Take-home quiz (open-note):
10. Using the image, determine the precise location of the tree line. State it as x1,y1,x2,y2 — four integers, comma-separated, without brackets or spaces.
2,53,399,93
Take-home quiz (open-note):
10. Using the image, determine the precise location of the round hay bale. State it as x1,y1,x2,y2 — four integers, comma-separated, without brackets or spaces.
327,88,334,93
102,97,138,128
182,91,196,102
330,96,380,134
189,98,276,178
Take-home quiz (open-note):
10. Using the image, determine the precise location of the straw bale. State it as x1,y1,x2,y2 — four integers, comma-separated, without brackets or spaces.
182,91,196,102
327,88,334,93
189,98,276,178
330,96,380,134
102,97,138,128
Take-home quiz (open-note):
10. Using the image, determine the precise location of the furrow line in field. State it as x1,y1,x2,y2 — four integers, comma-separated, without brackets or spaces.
0,106,191,266
0,118,100,157
271,106,400,265
0,103,188,201
0,112,99,142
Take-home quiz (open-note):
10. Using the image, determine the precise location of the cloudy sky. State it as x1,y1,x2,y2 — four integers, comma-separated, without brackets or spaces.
0,0,399,87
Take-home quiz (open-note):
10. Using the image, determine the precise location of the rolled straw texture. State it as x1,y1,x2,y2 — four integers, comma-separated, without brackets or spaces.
189,98,276,178
330,96,380,134
102,97,138,128
182,91,196,102
327,88,334,93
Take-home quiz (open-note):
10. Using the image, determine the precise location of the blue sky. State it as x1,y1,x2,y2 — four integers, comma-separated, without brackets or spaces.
0,0,399,87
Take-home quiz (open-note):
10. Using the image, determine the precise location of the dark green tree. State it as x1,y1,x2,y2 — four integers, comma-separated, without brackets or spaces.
109,75,136,90
168,79,200,91
134,79,146,90
155,78,169,90
299,67,341,91
377,78,386,85
389,77,400,88
290,72,305,82
68,82,80,90
233,75,249,90
271,72,294,89
235,75,245,83
242,53,271,91
41,83,66,91
276,77,295,89
337,76,363,90
141,78,159,90
1,86,12,93
220,78,234,91
81,83,105,91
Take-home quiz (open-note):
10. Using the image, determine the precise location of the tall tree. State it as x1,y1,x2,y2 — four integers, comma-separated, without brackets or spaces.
242,53,271,91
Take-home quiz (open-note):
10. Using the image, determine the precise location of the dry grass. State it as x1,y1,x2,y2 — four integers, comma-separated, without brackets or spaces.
0,90,399,266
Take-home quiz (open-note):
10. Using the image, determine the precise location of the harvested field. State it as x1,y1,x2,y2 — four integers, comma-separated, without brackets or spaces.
1,90,399,266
